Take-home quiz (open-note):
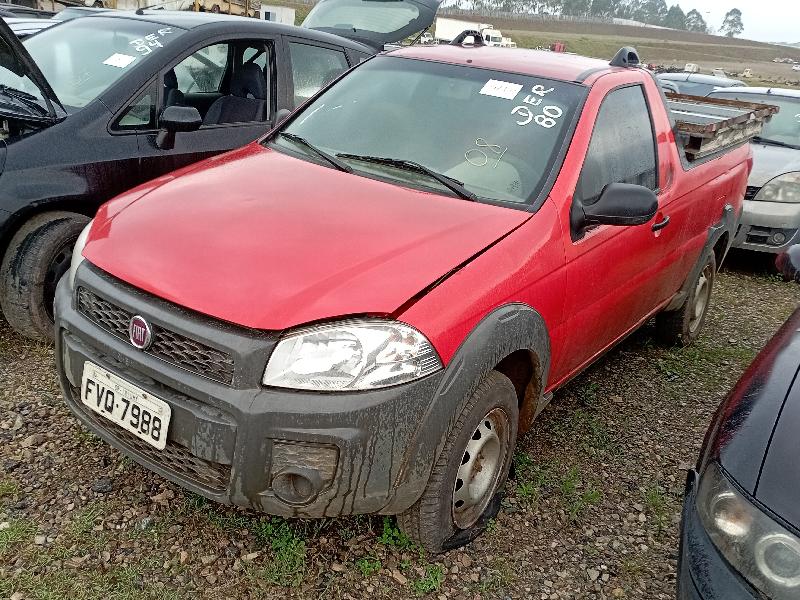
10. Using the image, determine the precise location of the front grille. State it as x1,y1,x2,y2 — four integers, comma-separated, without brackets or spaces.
71,386,231,492
77,287,235,385
745,186,760,201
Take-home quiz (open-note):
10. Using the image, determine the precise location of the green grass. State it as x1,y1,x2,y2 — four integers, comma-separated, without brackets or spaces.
377,516,415,551
0,564,182,600
0,519,36,557
411,564,445,596
0,477,18,501
355,556,382,577
559,467,602,522
252,518,307,587
643,481,670,534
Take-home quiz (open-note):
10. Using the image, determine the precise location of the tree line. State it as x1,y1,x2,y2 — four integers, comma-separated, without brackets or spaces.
447,1,745,36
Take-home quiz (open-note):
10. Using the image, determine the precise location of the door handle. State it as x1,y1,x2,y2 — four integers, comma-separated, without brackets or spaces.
652,215,671,232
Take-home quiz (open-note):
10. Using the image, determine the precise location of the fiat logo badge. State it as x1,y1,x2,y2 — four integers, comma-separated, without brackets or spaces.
128,315,153,350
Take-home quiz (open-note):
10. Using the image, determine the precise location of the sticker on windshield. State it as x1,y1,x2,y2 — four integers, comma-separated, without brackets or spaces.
480,80,524,100
129,28,175,56
103,53,137,69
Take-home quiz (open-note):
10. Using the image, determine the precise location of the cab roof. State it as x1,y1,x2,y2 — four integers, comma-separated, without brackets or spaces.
386,45,616,84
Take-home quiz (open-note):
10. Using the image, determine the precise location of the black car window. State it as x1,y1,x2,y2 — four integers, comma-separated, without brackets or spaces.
575,85,658,206
174,43,230,94
288,42,349,107
113,81,157,131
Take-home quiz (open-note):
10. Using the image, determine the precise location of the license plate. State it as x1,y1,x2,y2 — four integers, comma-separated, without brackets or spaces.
80,362,171,450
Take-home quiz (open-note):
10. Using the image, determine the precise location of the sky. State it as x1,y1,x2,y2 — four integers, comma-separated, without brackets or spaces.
687,0,800,43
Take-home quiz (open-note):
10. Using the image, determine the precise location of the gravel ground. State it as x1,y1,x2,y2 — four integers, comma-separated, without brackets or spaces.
1,252,798,600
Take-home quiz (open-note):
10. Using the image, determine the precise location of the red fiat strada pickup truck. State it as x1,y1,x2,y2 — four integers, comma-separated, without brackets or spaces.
55,43,759,551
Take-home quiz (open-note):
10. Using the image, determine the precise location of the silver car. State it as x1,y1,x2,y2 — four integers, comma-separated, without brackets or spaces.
708,87,800,253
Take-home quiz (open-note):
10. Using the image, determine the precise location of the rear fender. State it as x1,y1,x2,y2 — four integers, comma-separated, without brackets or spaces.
665,203,736,311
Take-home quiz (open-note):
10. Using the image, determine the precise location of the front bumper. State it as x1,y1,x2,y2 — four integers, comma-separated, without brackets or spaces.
732,199,800,253
55,264,444,517
677,470,760,600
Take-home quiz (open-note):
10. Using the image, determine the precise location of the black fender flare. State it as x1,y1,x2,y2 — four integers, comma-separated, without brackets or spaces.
385,303,551,513
665,203,736,312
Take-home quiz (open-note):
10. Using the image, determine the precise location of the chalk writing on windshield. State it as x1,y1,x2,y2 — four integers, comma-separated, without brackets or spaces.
130,28,175,56
465,138,508,169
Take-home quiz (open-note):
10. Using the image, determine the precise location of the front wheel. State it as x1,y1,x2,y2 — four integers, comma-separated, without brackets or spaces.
0,212,90,342
398,371,518,553
656,250,716,346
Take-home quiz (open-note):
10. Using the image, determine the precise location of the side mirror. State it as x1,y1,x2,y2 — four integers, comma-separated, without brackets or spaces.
274,108,291,128
156,105,202,150
776,245,800,282
572,183,658,234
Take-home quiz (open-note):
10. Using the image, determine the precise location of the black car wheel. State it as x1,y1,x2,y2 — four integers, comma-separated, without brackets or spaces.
0,212,89,342
398,371,518,553
656,249,716,346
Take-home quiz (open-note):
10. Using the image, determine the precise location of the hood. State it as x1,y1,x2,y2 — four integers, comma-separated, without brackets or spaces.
755,371,800,531
302,0,440,51
83,145,529,331
0,17,63,123
749,142,800,187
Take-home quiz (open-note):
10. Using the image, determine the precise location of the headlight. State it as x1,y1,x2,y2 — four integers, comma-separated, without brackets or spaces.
263,319,442,391
697,462,800,598
67,220,93,290
754,172,800,203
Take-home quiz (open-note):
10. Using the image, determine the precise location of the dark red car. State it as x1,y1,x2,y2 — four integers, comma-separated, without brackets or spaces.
56,43,757,551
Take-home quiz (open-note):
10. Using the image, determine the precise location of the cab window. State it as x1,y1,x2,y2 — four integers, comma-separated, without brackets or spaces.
575,85,658,206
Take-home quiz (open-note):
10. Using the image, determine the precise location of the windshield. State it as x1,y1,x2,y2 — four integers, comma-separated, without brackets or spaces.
710,92,800,148
304,0,420,33
269,56,585,205
0,18,185,112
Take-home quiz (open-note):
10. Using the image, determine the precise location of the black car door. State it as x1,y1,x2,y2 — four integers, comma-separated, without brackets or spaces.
129,34,286,180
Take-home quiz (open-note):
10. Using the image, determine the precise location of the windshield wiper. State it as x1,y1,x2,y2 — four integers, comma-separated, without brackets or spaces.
0,84,49,117
336,154,478,202
278,132,353,173
753,136,799,150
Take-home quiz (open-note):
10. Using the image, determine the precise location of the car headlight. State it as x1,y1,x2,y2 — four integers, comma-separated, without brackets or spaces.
697,462,800,598
263,319,442,391
68,220,93,290
754,172,800,203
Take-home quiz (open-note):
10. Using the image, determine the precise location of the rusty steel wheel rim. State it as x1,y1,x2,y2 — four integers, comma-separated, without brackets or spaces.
689,263,713,334
452,407,510,530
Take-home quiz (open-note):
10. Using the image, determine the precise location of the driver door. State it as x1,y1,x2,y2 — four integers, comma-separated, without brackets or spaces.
132,37,280,180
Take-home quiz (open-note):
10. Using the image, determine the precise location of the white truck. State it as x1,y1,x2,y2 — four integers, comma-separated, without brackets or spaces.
434,17,503,47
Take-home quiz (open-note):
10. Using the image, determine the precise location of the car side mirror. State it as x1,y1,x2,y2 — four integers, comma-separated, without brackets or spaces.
571,183,658,234
156,105,202,150
274,108,291,128
776,245,800,283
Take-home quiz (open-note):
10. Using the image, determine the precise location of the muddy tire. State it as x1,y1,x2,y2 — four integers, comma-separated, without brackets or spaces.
398,371,518,553
0,212,89,342
656,250,716,347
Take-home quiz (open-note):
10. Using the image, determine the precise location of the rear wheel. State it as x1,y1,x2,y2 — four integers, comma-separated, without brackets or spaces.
656,250,716,346
0,212,89,342
398,371,518,553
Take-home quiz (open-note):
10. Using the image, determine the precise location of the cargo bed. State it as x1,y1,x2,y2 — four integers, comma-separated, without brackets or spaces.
665,93,779,161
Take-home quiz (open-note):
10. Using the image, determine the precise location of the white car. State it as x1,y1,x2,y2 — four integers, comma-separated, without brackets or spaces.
793,65,800,72
708,87,800,253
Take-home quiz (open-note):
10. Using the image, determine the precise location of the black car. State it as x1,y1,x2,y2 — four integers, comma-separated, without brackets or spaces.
0,3,54,19
678,247,800,599
0,0,440,340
